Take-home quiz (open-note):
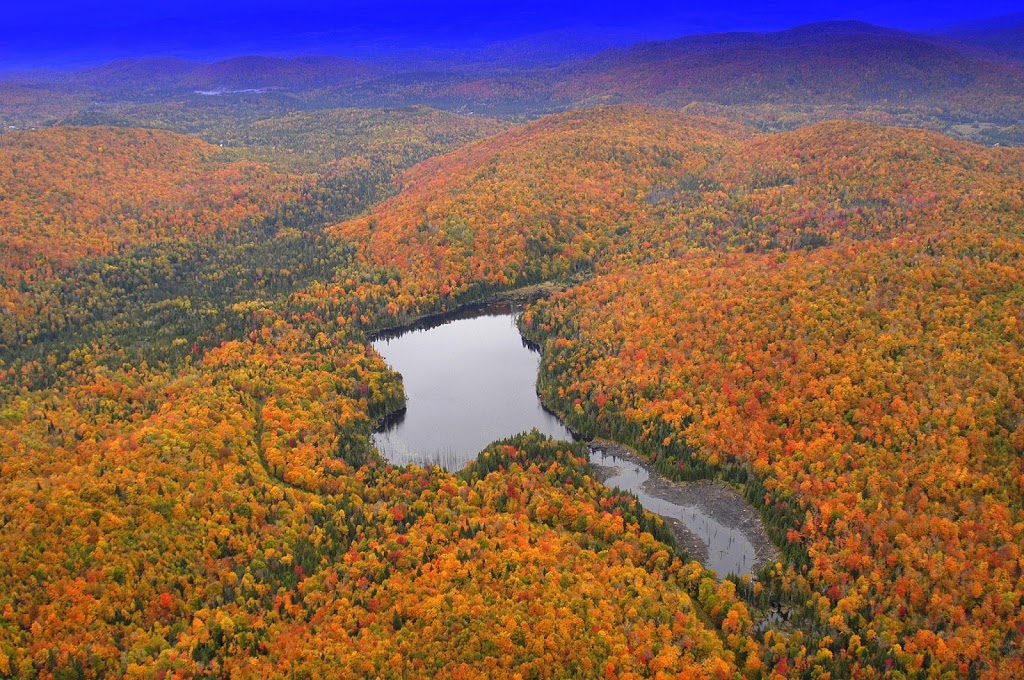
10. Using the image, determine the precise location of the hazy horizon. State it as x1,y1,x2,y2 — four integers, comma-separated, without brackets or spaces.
2,1,1022,74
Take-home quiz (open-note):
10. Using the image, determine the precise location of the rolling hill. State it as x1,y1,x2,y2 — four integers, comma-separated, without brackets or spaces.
331,104,1024,295
323,107,1024,676
942,12,1024,62
4,21,1022,147
550,21,1024,131
0,126,297,276
2,15,1024,677
0,102,1017,676
72,55,379,95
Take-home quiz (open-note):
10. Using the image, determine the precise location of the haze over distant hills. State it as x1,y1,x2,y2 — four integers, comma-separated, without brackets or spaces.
3,18,1021,145
9,20,1023,98
5,0,1023,71
941,12,1024,61
72,55,378,94
553,21,1024,106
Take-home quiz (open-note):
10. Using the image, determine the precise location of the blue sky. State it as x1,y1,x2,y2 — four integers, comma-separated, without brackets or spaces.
3,1,1022,70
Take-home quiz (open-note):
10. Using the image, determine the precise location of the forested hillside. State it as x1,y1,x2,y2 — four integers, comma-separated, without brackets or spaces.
0,146,758,672
5,21,1024,143
557,22,1024,110
0,109,504,385
0,126,298,275
334,106,1024,675
525,238,1024,676
1,26,1023,677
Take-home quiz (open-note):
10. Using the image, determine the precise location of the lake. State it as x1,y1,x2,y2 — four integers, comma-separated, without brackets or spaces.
371,307,772,576
371,309,573,469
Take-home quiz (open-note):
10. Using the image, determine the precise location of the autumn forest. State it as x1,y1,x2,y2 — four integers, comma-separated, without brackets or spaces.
1,10,1023,679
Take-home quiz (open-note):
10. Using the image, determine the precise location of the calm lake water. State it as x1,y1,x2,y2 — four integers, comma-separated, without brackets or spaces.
372,308,763,576
371,311,573,468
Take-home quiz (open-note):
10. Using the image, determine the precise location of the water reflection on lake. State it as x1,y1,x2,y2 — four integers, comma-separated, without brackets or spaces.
371,311,573,469
372,307,767,578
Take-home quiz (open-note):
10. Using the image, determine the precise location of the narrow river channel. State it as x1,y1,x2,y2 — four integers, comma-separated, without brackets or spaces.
371,308,771,577
590,446,759,577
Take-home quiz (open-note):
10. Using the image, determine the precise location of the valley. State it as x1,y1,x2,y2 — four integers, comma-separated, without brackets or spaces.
1,12,1023,678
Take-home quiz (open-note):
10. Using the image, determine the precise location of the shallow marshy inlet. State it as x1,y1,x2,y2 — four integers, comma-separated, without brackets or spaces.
589,443,776,577
371,307,773,576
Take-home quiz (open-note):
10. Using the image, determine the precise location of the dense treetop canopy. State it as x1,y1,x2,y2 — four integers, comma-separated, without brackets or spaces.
0,25,1022,674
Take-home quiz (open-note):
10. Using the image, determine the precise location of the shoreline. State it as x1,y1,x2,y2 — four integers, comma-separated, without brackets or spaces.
587,439,779,576
364,289,780,579
368,281,565,343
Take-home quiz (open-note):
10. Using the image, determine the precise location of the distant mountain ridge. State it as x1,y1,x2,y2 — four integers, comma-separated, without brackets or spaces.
37,18,1024,100
554,20,1024,107
941,12,1024,61
2,19,1022,146
72,54,379,93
